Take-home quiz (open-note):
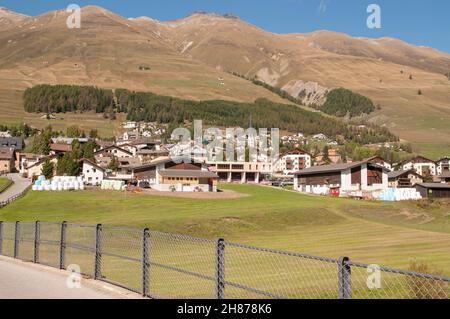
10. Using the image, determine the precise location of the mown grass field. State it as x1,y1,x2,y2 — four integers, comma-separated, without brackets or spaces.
1,184,450,274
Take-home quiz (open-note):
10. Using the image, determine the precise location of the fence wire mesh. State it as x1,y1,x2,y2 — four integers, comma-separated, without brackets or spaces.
148,231,217,299
17,222,35,262
1,221,449,300
348,262,450,299
38,222,62,268
65,224,96,277
1,222,15,257
224,242,339,299
100,226,142,293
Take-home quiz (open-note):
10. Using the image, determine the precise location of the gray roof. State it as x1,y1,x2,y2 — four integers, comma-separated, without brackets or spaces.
387,169,420,179
294,159,389,176
416,183,450,189
0,137,23,150
159,169,218,179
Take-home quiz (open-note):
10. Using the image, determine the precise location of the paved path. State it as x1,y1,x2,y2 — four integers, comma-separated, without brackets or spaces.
0,256,142,299
0,173,31,203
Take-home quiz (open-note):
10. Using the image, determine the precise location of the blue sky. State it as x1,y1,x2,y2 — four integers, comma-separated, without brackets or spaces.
1,0,449,53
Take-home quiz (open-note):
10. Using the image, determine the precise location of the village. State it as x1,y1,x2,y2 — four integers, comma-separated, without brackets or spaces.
1,122,449,201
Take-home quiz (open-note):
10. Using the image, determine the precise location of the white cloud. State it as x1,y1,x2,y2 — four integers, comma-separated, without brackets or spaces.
318,0,329,13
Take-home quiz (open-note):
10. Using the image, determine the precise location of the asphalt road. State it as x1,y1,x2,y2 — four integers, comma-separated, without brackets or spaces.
0,173,31,203
0,257,142,299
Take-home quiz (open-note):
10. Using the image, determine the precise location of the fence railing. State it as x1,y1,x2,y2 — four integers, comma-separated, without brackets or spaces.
0,221,449,299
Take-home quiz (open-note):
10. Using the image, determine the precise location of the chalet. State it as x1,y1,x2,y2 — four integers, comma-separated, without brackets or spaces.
294,158,389,196
314,148,342,165
137,149,170,163
80,159,106,186
51,137,90,145
0,137,23,151
0,147,16,173
388,169,423,188
24,155,58,180
437,172,450,184
415,183,450,198
436,157,450,176
400,156,436,176
367,156,392,171
50,143,72,156
94,145,133,158
275,149,312,176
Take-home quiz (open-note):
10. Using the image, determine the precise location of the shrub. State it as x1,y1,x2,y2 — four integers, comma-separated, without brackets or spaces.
408,260,448,299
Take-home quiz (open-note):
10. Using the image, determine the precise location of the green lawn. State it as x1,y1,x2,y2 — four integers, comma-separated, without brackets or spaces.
1,184,450,273
0,177,13,194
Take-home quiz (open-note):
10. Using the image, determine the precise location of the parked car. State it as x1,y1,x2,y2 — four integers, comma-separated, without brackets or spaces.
138,181,151,189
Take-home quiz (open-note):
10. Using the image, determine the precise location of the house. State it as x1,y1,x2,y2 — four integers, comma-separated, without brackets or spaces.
154,163,218,192
94,145,133,158
415,183,450,198
50,143,73,156
400,156,436,176
436,157,450,176
388,169,423,188
275,149,311,176
51,137,90,145
294,158,389,196
0,137,23,151
24,155,58,180
80,158,106,186
437,172,450,184
313,133,327,140
0,147,16,173
367,156,392,171
208,161,273,183
130,157,218,192
315,148,342,165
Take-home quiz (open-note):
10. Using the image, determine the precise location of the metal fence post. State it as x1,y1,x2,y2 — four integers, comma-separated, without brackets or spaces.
13,221,20,259
142,228,150,297
94,224,102,280
216,238,225,299
60,221,67,270
34,221,40,263
338,256,352,299
0,221,3,256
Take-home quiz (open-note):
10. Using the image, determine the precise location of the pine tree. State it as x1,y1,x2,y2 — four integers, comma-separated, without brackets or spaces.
41,159,54,180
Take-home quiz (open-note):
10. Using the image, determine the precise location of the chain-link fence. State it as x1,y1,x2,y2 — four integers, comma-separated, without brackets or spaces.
0,221,449,299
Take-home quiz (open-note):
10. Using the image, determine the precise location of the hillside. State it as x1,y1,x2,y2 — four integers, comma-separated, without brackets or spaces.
0,7,449,157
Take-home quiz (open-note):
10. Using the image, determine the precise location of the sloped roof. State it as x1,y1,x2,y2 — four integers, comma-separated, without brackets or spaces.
159,169,218,179
388,169,422,179
416,183,450,189
294,158,390,176
0,137,23,150
0,147,15,160
50,144,72,152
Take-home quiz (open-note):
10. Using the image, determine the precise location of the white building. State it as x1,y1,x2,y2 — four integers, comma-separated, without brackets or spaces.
436,157,450,176
81,159,106,186
275,150,311,176
293,158,389,196
400,156,436,176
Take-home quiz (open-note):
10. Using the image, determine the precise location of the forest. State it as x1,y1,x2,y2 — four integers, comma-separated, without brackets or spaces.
320,88,376,117
23,85,398,144
23,85,114,114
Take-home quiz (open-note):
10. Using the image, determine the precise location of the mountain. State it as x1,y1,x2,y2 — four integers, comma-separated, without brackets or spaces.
0,7,449,157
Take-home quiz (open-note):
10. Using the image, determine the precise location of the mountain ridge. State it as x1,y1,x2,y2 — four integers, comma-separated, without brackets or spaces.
0,5,449,157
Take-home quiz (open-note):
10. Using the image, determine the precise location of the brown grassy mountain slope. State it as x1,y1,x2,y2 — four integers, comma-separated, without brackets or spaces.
152,13,450,158
0,7,449,157
0,6,286,135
